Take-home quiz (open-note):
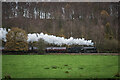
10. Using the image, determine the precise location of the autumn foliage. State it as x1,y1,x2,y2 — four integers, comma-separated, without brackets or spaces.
5,27,28,51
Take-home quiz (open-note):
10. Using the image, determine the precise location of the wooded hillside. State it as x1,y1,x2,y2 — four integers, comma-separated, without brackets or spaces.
2,2,120,52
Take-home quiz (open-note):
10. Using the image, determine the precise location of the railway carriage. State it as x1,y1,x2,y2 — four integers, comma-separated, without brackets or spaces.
1,46,97,53
45,46,97,53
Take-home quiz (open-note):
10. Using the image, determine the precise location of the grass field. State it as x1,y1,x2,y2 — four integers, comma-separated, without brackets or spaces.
2,54,119,78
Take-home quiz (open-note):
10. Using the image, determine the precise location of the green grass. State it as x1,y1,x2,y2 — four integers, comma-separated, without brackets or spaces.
2,54,119,78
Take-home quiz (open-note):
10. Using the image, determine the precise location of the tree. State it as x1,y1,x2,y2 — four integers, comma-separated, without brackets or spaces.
104,22,113,39
37,38,48,54
5,27,28,51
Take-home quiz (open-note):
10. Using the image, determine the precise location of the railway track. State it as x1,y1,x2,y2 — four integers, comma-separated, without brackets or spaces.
47,53,120,55
2,52,120,55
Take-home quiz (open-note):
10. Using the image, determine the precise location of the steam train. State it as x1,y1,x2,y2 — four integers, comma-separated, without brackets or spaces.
1,46,97,53
45,46,97,53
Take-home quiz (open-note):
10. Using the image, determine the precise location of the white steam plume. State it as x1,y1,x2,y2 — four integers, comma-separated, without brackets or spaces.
0,28,10,42
0,28,94,46
28,33,94,46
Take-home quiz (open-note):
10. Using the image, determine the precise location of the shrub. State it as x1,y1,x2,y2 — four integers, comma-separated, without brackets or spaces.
103,38,118,52
96,38,118,53
5,27,28,51
28,41,38,50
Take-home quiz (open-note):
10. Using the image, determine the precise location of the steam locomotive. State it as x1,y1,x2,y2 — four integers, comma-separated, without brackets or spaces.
45,46,97,53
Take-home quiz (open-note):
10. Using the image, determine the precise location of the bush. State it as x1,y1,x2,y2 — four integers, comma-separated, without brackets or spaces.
28,41,38,50
103,39,118,52
96,38,118,53
5,27,28,51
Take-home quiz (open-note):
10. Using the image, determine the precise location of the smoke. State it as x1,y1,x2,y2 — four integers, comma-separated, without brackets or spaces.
0,28,10,42
0,28,94,46
28,33,94,46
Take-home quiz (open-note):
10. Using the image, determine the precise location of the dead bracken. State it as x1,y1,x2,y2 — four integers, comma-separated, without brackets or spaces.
64,64,68,66
5,75,11,79
114,72,120,77
52,66,57,69
68,68,72,70
44,67,49,69
65,71,69,73
79,67,83,69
